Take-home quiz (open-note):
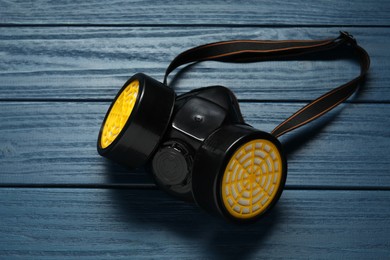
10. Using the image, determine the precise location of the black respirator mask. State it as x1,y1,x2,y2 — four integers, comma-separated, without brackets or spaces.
97,32,370,223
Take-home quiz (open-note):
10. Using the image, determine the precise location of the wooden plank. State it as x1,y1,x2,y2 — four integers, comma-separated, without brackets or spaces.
1,0,389,26
0,102,389,188
0,188,389,259
0,27,387,102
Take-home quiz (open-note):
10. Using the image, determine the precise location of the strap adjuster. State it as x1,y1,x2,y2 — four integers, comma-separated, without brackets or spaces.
340,31,357,45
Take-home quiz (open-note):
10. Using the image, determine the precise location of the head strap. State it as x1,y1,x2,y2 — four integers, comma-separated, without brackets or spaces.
164,31,370,137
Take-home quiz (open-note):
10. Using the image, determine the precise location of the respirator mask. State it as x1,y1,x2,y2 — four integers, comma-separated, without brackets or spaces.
97,32,370,223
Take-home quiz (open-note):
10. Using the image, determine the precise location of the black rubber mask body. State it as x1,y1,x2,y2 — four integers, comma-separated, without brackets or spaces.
97,32,370,223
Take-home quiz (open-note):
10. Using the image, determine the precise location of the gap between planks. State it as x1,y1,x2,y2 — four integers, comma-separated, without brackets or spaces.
0,24,390,28
0,183,389,191
0,99,388,104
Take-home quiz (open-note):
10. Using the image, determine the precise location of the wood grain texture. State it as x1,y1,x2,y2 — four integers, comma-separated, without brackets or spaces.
0,27,388,101
1,0,390,26
1,0,389,258
0,102,389,188
0,188,389,259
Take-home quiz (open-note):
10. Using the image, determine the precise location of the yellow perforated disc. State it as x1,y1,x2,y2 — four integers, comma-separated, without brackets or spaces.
100,80,139,148
221,139,283,219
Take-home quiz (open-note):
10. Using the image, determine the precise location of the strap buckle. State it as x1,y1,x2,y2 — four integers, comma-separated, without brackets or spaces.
340,31,357,45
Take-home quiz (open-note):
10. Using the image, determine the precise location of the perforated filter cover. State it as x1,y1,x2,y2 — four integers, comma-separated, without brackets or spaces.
221,139,283,219
100,80,139,149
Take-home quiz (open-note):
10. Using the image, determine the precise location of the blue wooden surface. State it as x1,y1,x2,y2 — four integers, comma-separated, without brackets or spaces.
0,1,390,259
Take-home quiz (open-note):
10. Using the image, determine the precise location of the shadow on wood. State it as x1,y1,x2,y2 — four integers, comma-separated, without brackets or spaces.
107,181,282,260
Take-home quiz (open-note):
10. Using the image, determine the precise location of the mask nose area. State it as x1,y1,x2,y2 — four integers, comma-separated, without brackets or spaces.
172,97,227,141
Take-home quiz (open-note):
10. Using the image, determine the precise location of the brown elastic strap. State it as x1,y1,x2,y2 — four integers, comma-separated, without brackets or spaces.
164,32,370,138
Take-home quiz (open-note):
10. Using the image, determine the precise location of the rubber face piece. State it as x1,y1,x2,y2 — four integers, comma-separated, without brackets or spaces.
221,139,283,219
100,80,139,149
